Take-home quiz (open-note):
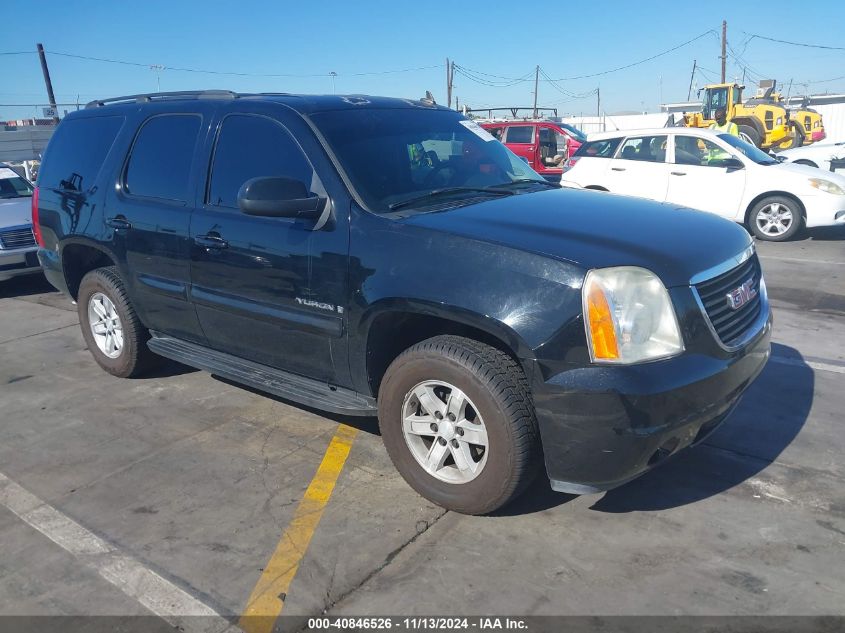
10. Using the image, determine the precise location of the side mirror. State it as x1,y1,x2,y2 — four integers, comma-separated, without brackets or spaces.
237,176,326,219
723,157,744,172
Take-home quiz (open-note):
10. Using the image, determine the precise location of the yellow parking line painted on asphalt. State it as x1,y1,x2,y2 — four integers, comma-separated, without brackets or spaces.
239,423,358,633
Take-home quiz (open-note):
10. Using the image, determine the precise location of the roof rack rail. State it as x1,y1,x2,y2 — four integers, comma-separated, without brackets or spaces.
85,90,238,109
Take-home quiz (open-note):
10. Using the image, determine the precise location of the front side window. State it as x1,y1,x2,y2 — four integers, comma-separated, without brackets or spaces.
674,136,735,166
504,126,534,144
208,115,314,209
617,136,668,163
559,123,587,143
125,114,201,202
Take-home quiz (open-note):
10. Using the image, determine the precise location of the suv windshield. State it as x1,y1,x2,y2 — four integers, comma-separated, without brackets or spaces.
310,108,545,212
0,168,34,199
718,134,778,165
559,123,587,142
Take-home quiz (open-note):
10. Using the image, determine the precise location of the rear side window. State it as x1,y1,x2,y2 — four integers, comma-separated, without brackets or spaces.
38,116,124,192
207,115,314,209
504,126,534,143
574,138,621,158
125,114,201,202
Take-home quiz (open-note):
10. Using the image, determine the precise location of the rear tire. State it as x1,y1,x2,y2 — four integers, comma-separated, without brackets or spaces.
738,125,761,148
378,335,540,515
77,266,160,378
748,195,804,242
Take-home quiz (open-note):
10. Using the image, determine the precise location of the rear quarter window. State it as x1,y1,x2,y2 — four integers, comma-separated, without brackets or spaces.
38,115,124,192
573,137,622,158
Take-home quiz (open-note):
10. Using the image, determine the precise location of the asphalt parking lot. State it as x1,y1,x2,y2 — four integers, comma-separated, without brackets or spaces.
1,227,844,631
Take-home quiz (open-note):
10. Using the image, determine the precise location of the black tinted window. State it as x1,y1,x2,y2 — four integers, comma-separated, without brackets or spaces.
208,115,313,208
38,116,123,192
505,126,534,143
574,138,622,158
125,115,200,202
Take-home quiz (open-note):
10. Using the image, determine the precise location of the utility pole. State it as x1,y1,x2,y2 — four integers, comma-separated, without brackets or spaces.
596,88,600,117
687,59,697,100
720,20,727,84
532,65,539,118
36,43,59,123
446,58,453,109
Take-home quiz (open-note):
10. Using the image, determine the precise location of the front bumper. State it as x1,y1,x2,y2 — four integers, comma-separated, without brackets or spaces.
802,192,845,228
533,314,772,494
811,130,826,143
0,247,41,281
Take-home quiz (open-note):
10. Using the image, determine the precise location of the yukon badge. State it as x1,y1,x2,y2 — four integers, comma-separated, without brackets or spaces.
726,278,757,311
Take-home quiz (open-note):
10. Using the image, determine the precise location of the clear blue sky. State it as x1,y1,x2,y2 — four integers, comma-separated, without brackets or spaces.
3,0,845,121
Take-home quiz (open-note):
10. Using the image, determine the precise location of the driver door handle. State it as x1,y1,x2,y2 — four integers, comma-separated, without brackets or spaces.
194,234,228,249
611,167,626,172
670,171,687,176
106,216,131,230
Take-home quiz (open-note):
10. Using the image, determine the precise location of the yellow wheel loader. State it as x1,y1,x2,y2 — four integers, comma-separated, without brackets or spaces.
683,83,798,150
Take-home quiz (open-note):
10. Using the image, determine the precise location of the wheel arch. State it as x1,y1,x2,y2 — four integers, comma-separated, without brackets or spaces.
733,117,765,139
744,191,806,225
359,302,533,397
60,239,119,300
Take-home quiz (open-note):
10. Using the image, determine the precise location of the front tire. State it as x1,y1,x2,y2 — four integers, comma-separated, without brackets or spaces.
748,196,804,241
738,125,762,148
77,266,159,377
378,336,540,515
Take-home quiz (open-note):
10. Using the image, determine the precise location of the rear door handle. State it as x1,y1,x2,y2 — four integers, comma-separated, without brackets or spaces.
106,216,131,230
611,167,626,172
194,235,229,249
671,171,687,176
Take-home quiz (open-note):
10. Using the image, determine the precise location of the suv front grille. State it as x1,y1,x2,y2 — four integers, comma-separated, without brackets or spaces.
0,227,36,250
694,254,762,348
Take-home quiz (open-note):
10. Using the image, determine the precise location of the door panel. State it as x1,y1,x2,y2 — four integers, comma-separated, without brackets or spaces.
189,108,347,383
106,108,211,343
503,125,537,170
666,135,746,219
604,135,671,202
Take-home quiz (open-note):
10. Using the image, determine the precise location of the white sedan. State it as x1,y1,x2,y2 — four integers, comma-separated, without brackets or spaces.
777,141,844,172
562,128,845,241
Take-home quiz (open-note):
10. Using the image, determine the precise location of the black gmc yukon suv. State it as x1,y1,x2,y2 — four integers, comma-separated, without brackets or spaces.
34,91,771,514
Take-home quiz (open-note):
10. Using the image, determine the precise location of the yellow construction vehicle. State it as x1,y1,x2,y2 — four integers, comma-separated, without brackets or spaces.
773,93,826,145
684,82,797,150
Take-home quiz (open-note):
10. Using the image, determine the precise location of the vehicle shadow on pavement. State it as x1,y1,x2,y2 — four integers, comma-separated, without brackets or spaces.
805,225,845,241
0,274,56,299
590,342,813,513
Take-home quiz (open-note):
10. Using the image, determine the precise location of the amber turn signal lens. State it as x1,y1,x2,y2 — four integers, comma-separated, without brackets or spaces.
586,282,619,360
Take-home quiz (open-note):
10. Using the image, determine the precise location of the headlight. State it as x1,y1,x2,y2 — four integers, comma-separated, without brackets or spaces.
583,267,684,364
776,117,783,126
809,178,845,195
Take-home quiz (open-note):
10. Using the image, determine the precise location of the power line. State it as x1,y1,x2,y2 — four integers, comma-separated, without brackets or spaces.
43,50,439,78
745,33,845,51
544,30,718,81
0,51,34,56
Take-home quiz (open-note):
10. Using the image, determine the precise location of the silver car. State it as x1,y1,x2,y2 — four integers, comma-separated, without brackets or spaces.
0,163,41,282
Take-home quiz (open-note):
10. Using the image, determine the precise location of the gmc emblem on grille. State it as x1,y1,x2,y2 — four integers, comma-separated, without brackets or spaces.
726,278,757,310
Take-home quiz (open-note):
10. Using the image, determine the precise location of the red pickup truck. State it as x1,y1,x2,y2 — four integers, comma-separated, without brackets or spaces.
481,120,587,182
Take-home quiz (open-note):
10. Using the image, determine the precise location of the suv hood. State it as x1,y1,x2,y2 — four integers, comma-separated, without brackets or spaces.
401,189,752,287
0,197,32,231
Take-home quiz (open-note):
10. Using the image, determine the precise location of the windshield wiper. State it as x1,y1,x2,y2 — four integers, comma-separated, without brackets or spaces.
388,186,515,211
492,178,559,189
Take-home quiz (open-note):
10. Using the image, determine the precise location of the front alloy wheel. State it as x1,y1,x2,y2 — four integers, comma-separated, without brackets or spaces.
749,195,803,241
402,381,489,484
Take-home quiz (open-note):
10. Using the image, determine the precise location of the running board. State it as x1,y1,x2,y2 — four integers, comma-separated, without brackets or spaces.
147,334,377,416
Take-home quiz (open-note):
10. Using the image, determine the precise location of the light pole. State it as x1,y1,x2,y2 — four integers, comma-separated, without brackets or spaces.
329,71,337,95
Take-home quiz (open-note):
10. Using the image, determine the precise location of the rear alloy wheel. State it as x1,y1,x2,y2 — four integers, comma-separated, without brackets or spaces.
77,266,160,377
378,335,540,515
748,196,804,241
